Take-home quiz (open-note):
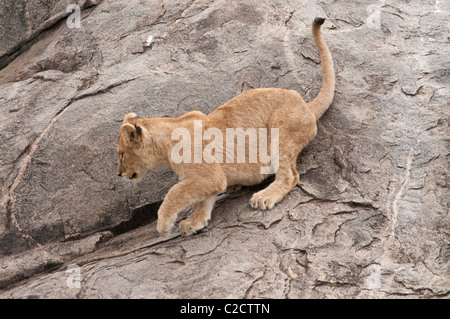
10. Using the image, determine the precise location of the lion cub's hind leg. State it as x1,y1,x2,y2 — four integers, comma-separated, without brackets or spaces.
250,100,316,210
180,195,216,236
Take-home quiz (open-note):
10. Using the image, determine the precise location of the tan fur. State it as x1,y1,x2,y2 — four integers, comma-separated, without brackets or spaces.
117,18,335,236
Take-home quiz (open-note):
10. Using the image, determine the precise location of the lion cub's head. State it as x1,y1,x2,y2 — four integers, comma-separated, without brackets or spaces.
116,113,147,180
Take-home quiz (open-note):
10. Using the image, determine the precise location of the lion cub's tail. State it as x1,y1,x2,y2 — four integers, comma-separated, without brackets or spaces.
308,17,335,120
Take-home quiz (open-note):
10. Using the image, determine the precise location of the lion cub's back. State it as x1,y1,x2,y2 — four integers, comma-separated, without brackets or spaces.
208,88,306,129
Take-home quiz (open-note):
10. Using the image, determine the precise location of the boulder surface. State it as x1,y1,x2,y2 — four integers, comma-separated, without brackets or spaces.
0,0,448,298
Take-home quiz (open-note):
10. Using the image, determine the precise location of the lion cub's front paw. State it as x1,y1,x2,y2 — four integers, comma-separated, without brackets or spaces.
179,218,208,236
156,219,172,237
250,190,281,210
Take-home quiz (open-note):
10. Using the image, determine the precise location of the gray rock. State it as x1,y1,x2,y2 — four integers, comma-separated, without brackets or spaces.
0,0,448,298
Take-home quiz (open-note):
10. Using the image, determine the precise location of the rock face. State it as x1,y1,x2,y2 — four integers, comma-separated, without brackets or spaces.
0,0,448,298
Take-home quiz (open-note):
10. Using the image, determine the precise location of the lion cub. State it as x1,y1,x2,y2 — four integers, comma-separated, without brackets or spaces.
117,17,335,237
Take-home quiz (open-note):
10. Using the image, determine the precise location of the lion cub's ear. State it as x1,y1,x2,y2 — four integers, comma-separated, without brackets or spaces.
121,123,142,146
124,113,138,124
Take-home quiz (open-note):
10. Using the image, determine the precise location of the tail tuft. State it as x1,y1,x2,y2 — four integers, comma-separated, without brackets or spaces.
314,17,325,26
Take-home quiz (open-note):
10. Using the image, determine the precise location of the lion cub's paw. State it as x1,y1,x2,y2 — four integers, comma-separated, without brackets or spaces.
179,218,208,236
250,191,281,210
157,219,172,237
